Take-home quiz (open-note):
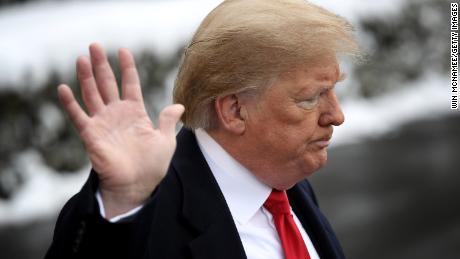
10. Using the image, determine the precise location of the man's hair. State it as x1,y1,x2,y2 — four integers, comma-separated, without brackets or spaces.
173,0,360,129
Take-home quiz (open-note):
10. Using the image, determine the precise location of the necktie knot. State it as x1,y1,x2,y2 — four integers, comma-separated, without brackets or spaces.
263,189,291,215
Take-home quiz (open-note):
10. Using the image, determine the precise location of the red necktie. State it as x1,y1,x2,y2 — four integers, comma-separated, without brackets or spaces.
264,189,311,259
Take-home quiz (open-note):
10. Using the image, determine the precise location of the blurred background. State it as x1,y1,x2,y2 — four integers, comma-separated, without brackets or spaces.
0,0,458,258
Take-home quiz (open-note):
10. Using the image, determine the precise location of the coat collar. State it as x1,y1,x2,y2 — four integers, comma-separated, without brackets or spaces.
171,128,247,259
194,128,272,225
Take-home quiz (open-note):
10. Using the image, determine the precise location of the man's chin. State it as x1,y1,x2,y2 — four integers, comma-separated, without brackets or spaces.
305,151,328,172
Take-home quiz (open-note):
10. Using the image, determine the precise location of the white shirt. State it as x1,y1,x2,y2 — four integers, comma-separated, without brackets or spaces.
97,129,320,259
195,129,320,259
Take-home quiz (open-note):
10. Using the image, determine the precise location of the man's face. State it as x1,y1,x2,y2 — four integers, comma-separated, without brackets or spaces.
239,57,344,189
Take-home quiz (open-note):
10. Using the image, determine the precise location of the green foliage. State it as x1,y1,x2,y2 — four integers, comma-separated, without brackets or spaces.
354,0,448,97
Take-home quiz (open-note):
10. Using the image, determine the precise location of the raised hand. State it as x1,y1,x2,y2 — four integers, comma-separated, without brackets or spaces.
58,43,184,218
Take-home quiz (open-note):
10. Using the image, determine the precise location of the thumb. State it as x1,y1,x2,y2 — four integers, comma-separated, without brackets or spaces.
158,104,185,137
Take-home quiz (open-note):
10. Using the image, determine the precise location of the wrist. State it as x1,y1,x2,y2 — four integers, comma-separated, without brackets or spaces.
99,188,149,219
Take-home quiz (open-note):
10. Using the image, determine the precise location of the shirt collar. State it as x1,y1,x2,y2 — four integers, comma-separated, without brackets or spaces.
195,128,272,225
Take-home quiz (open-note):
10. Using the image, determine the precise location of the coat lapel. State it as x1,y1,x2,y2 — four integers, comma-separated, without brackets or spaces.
288,181,346,259
171,129,247,259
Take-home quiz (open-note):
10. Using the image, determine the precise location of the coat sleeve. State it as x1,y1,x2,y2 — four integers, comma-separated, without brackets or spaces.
44,170,158,259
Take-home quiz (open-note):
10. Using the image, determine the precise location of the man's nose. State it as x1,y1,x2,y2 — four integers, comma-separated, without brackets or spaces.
318,90,345,127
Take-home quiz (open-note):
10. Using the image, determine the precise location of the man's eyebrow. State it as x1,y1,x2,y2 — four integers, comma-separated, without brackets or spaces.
293,71,346,97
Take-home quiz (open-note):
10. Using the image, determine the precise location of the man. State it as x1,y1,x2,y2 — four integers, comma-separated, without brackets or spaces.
46,0,359,258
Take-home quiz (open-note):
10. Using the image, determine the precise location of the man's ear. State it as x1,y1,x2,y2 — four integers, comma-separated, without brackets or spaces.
214,94,247,134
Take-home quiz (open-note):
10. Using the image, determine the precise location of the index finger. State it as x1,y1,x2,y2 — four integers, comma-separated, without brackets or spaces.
57,84,89,132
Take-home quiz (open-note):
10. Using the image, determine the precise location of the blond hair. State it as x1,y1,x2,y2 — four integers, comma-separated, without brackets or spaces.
173,0,360,129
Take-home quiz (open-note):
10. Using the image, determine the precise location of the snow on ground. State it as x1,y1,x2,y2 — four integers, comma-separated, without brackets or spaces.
309,0,405,22
0,150,89,225
333,73,453,146
0,0,222,87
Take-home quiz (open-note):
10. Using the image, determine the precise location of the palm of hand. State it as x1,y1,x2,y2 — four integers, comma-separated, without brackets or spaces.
81,101,171,190
58,44,184,215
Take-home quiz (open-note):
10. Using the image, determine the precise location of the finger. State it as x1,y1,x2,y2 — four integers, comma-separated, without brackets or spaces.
89,43,120,104
158,104,185,137
77,56,104,115
58,84,89,132
119,48,142,102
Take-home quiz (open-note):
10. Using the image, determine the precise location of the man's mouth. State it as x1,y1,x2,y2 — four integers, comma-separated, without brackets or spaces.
311,135,332,148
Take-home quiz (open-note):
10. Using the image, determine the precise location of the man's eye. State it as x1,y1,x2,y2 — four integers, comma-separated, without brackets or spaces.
297,96,319,110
